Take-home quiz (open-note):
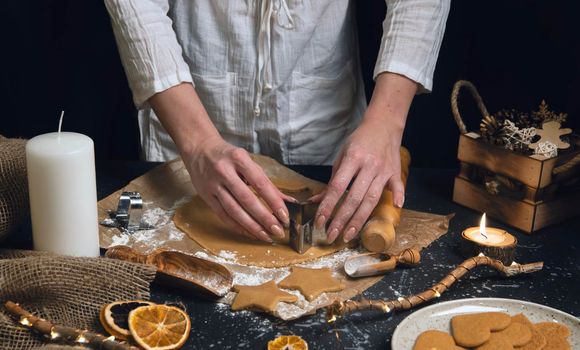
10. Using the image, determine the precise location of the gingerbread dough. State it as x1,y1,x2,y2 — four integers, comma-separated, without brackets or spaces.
173,177,348,268
278,267,345,301
231,281,298,312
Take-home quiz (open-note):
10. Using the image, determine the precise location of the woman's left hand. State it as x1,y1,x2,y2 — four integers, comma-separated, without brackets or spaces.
312,72,417,243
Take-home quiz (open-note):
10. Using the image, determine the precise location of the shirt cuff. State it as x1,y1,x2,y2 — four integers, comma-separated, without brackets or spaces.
373,61,432,94
132,70,195,109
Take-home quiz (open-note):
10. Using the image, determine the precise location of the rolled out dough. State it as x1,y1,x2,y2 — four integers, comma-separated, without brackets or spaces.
173,197,348,268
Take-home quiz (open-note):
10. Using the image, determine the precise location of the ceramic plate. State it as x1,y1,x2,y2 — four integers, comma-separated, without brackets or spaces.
391,298,579,350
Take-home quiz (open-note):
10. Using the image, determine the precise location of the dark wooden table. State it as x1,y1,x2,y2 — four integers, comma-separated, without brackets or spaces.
7,161,580,349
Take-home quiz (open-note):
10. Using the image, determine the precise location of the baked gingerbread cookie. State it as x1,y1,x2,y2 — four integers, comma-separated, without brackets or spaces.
451,312,512,347
535,322,571,350
413,330,465,350
475,322,532,349
511,314,546,350
415,313,571,350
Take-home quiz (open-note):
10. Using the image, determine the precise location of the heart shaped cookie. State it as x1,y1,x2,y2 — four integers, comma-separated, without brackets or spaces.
451,312,512,347
413,330,465,350
535,322,571,350
511,314,546,350
476,322,532,349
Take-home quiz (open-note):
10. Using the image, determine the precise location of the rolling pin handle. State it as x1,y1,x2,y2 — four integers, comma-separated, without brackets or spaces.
361,219,396,253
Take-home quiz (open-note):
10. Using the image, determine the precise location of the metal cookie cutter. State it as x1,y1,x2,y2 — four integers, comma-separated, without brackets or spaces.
100,191,154,232
287,201,329,254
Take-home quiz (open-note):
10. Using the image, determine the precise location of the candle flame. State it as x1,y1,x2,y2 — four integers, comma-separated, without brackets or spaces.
479,213,488,239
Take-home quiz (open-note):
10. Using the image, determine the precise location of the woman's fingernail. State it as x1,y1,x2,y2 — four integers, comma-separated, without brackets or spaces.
315,215,326,230
327,228,339,243
276,208,290,227
396,196,405,208
258,230,273,242
343,227,356,243
270,224,284,238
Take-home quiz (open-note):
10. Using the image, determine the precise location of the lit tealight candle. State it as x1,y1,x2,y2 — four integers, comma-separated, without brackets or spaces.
461,213,517,265
26,112,99,257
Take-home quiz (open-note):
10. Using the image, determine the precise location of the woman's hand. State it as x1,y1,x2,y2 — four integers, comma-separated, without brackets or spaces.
149,83,291,242
184,136,293,242
313,72,417,243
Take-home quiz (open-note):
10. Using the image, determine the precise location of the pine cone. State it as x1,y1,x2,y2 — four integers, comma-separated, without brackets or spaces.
496,109,532,128
480,115,505,145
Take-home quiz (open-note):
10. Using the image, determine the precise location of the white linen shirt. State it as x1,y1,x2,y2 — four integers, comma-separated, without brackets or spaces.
105,0,450,164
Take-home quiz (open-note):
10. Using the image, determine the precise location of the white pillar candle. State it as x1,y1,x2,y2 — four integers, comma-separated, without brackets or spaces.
26,128,99,257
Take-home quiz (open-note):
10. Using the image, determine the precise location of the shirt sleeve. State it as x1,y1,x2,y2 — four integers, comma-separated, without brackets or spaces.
374,0,451,93
104,0,193,108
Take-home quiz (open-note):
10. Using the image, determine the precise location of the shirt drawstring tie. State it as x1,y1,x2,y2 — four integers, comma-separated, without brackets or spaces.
254,0,295,117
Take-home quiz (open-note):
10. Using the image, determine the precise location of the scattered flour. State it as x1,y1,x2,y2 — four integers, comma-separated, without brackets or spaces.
107,202,184,251
104,199,367,320
218,250,238,261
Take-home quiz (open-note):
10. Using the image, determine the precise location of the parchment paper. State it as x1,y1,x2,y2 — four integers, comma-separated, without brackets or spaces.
98,156,452,320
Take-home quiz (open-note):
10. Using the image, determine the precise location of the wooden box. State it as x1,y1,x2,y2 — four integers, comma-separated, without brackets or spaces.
453,132,580,233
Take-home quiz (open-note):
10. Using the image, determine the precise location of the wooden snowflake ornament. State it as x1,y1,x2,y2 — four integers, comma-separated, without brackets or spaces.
528,121,572,150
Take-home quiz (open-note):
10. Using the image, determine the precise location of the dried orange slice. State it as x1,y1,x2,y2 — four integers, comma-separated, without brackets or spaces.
268,335,308,350
128,304,191,350
100,300,154,340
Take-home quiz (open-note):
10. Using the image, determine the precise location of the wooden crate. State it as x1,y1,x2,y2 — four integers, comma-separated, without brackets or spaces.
453,132,580,233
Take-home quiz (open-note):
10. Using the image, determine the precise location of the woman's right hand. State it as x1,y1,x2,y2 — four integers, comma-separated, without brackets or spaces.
184,135,292,242
149,83,290,242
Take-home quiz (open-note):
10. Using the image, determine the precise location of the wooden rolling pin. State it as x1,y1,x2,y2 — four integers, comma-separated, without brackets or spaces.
361,147,411,253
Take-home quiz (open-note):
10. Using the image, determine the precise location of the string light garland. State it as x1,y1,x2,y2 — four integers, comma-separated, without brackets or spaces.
5,301,139,350
326,255,543,322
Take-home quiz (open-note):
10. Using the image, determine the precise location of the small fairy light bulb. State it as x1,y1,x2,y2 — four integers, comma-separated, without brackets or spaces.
433,289,441,298
105,335,116,342
19,316,31,326
478,252,486,257
327,315,337,323
381,304,391,313
76,333,88,344
50,328,60,340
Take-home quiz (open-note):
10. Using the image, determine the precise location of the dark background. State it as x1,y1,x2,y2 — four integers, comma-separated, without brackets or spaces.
1,1,579,167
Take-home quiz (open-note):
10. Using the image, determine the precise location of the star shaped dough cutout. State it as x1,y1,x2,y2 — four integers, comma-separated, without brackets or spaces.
231,280,298,312
278,267,345,301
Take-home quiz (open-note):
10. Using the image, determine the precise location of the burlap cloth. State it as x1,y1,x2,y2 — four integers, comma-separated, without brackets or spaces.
0,249,156,350
0,136,28,241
